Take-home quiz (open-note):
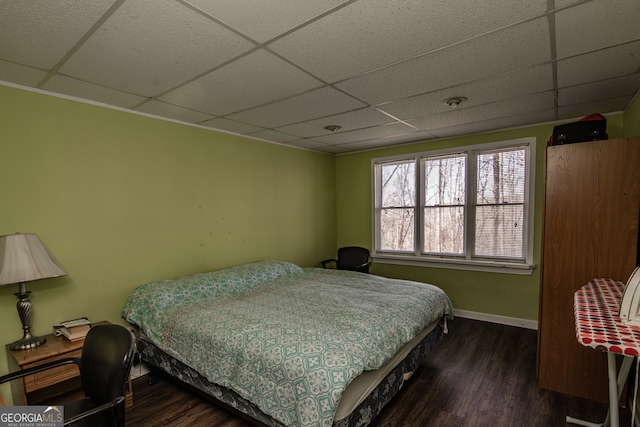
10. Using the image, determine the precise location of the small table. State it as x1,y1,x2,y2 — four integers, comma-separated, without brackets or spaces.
570,278,640,427
6,321,133,408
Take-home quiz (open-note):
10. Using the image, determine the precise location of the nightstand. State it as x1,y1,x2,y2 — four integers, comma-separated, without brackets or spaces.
6,322,133,408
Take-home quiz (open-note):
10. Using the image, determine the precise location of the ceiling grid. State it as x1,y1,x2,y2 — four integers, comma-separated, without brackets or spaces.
0,0,638,154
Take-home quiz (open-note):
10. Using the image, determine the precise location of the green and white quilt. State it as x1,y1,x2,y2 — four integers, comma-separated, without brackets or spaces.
121,260,452,427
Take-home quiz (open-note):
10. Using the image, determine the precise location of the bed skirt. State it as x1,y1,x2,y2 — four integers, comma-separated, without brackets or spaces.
136,320,445,427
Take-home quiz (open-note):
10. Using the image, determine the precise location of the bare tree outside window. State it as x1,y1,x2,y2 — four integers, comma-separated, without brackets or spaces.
423,155,465,254
475,148,525,258
380,161,415,251
374,139,532,267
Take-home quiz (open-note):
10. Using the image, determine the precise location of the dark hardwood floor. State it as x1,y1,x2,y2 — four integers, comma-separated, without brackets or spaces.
126,317,633,426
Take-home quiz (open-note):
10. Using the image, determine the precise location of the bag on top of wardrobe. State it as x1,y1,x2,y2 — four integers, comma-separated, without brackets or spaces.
548,113,608,146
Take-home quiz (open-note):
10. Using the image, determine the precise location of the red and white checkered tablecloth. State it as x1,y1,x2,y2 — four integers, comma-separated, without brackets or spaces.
574,278,640,357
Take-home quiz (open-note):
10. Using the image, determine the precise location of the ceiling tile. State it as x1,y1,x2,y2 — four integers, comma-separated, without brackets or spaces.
377,65,553,120
559,73,640,106
0,61,47,87
408,92,555,131
275,107,394,138
555,0,640,59
135,100,214,123
59,0,255,97
428,109,557,138
269,0,547,82
248,129,298,143
227,87,366,128
0,0,115,69
554,0,583,8
201,118,264,134
557,41,640,88
286,139,343,153
160,50,322,116
336,131,437,152
43,75,147,108
336,17,551,104
184,0,349,43
558,95,632,120
312,122,417,144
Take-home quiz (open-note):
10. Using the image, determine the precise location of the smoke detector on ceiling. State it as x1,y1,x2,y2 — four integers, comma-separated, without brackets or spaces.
444,97,467,109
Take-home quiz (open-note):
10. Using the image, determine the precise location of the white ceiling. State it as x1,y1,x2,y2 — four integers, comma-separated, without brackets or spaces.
1,0,639,154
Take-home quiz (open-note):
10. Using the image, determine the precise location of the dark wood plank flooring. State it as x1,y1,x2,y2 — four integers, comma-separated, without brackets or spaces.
126,317,633,426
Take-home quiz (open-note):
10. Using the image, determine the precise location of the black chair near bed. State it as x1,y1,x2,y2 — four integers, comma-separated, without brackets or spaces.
0,324,134,427
321,246,372,273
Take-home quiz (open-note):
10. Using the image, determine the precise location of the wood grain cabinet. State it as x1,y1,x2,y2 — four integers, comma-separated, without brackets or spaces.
6,324,133,408
537,137,640,402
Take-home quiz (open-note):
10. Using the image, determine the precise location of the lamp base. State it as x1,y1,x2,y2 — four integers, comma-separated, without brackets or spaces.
11,283,46,351
10,334,46,351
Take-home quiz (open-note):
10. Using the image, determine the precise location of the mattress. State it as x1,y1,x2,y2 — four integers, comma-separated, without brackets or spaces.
333,319,439,421
135,319,445,426
122,260,453,426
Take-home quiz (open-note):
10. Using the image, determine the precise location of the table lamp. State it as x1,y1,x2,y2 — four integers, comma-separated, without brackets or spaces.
0,233,67,350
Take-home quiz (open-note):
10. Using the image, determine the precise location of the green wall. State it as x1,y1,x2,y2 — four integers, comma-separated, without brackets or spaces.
1,80,638,403
0,84,336,402
335,114,626,322
624,94,640,136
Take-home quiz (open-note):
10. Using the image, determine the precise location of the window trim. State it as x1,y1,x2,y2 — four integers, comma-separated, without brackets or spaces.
371,137,536,275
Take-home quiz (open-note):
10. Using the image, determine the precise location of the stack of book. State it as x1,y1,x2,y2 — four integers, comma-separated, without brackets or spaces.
53,318,92,341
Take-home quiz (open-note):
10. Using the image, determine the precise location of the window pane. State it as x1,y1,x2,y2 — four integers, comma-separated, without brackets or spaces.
477,149,525,205
423,155,465,255
475,148,526,259
424,156,465,206
424,206,464,254
475,205,524,258
381,161,415,208
380,208,414,251
379,161,415,252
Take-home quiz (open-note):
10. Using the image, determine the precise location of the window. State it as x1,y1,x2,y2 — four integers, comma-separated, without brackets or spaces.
373,138,535,274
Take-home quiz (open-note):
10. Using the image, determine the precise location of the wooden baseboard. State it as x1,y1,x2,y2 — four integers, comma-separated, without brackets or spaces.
453,309,538,330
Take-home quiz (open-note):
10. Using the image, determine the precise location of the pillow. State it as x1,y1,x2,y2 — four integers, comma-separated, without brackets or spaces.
121,260,302,328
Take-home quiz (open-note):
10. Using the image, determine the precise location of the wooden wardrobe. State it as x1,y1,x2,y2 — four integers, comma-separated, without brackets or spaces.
537,136,640,402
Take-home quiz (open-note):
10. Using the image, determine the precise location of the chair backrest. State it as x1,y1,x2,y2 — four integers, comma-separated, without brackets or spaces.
337,246,371,273
79,324,134,414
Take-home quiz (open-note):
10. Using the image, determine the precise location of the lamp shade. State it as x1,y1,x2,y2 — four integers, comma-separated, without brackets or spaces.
0,233,67,286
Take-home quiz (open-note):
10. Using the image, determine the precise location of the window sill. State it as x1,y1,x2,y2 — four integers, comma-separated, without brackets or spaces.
372,254,536,275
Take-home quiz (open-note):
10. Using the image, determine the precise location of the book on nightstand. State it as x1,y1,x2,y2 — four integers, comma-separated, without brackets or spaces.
53,318,92,341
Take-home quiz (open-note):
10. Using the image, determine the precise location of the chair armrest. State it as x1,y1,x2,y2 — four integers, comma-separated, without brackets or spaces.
0,358,81,385
64,395,125,426
321,258,338,268
354,261,371,269
355,256,373,269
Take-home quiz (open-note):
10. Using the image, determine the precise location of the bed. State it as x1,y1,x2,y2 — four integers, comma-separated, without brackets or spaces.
121,260,453,427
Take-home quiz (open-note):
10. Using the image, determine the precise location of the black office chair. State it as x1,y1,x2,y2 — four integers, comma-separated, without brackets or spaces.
0,324,134,427
321,246,372,273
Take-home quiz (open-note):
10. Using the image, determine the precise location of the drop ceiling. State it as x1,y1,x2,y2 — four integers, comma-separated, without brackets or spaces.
1,0,639,154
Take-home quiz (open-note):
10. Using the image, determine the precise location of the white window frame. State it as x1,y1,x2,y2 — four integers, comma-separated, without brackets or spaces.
372,137,536,275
